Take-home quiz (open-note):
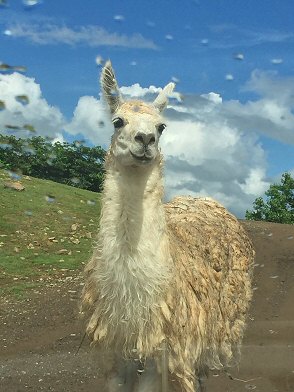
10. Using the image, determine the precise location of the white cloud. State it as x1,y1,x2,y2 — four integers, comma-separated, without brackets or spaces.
5,22,158,49
2,70,293,218
65,74,282,217
0,72,65,138
64,96,112,147
208,25,294,49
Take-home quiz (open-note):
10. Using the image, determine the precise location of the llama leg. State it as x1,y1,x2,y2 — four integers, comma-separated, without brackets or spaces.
134,360,160,392
195,373,206,392
106,358,137,392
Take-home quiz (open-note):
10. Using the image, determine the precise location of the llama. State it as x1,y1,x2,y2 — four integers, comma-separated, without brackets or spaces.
81,61,255,392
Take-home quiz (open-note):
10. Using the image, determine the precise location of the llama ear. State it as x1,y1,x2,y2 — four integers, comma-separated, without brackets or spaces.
100,60,123,114
153,82,175,112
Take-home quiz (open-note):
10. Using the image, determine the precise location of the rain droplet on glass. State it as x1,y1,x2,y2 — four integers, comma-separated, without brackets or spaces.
71,177,80,185
23,0,40,7
95,55,104,66
0,63,11,72
15,95,30,105
245,385,256,390
225,74,234,81
23,146,36,155
45,195,55,203
113,15,125,22
3,29,12,36
12,65,27,72
233,53,244,61
7,170,22,180
146,21,155,28
271,58,283,64
74,140,85,147
5,124,21,131
171,76,180,84
0,0,8,8
23,124,36,133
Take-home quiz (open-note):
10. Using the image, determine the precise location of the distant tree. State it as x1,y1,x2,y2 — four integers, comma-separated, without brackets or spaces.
245,172,294,224
0,134,106,192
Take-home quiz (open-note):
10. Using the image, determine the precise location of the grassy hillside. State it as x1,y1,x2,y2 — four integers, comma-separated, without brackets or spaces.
0,170,101,296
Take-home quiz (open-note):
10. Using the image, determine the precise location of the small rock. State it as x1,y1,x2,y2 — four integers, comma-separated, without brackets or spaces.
71,223,79,231
4,181,25,191
56,249,68,255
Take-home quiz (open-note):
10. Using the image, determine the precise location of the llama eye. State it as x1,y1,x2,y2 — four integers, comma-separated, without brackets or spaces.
157,123,166,135
112,117,124,129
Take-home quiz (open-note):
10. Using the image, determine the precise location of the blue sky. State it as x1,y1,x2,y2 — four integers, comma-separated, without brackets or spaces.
1,0,294,216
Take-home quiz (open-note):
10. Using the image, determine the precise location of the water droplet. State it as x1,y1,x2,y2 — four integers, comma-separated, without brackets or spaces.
165,34,173,41
0,63,10,72
0,143,12,150
95,55,104,66
110,88,119,97
245,385,256,390
201,38,209,45
171,76,180,84
71,177,80,185
45,195,55,203
225,74,234,81
0,0,8,8
5,124,21,132
113,14,125,22
24,210,33,216
287,236,293,240
130,61,137,66
146,21,155,28
7,170,22,180
3,29,12,36
23,124,36,133
22,145,36,155
0,100,6,111
23,0,40,7
233,53,244,61
74,140,85,147
271,58,283,64
87,200,96,206
12,65,27,72
15,95,30,105
270,275,279,279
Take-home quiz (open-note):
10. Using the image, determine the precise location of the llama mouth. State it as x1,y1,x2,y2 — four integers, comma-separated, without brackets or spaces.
130,151,153,162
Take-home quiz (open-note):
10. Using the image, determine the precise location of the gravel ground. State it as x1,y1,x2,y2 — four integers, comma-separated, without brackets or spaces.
0,220,294,392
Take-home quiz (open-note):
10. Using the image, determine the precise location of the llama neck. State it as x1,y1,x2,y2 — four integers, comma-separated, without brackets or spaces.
101,156,167,251
98,154,171,299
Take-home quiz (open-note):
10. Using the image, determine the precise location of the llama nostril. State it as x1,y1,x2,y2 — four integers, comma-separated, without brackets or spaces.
135,134,144,144
149,136,155,144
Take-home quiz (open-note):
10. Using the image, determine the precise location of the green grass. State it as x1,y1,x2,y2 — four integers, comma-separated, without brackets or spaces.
0,169,101,296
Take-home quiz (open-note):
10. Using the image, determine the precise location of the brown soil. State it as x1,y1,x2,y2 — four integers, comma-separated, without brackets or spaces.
0,220,293,392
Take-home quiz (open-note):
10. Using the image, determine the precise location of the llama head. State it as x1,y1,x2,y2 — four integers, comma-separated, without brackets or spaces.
100,61,175,167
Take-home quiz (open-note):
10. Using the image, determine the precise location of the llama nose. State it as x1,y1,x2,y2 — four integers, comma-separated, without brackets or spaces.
134,132,156,147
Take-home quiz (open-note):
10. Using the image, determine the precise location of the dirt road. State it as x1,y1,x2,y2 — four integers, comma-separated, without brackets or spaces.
1,220,293,391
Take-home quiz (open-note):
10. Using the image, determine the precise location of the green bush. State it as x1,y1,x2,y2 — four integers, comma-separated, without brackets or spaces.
246,172,294,224
0,134,106,192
